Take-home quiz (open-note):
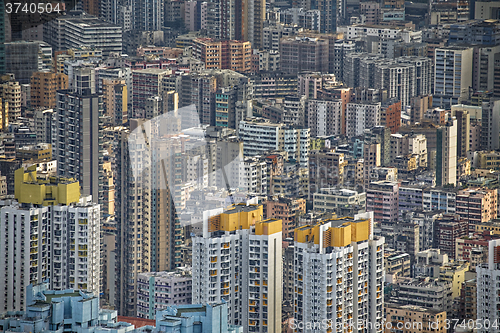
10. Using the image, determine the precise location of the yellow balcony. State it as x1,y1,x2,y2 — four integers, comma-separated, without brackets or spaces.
327,286,333,292
250,300,256,305
348,267,352,272
327,300,332,306
79,219,88,225
223,290,229,295
263,280,267,286
337,313,342,318
223,243,230,249
264,300,267,306
210,270,217,276
210,257,217,263
255,281,260,286
263,294,267,299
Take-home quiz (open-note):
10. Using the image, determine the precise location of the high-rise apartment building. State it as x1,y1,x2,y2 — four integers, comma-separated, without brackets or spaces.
192,204,283,332
44,12,122,56
132,0,164,30
0,80,21,122
436,117,457,187
454,109,470,157
53,66,103,205
192,39,252,73
366,181,399,226
113,119,182,317
344,55,431,107
239,118,310,167
307,99,343,137
30,72,68,109
477,239,500,333
5,41,52,84
346,102,381,138
457,187,498,226
0,97,8,131
433,46,473,108
103,79,128,125
132,69,171,116
264,196,306,240
309,149,348,197
481,99,500,150
0,165,100,312
293,215,385,333
280,36,330,74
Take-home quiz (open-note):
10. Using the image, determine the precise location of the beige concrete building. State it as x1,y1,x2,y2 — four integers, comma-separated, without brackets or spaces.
384,304,447,333
30,72,68,109
0,80,21,122
103,79,128,125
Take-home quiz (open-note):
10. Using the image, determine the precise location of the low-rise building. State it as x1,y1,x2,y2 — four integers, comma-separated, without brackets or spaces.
385,251,411,283
155,303,243,333
391,277,453,312
264,196,306,240
137,268,193,319
313,188,366,213
384,303,447,333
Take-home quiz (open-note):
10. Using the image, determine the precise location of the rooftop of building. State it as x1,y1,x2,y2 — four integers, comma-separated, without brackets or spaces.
132,68,171,74
458,187,497,196
58,11,121,28
316,188,361,196
223,203,262,214
117,316,156,328
385,303,445,314
396,277,451,287
138,267,192,279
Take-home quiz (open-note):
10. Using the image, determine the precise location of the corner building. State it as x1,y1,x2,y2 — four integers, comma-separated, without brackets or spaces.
192,204,282,333
294,215,385,333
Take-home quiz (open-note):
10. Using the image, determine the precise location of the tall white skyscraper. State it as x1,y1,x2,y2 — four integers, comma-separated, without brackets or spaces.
433,46,473,108
192,204,283,333
293,213,385,333
477,239,500,333
0,165,100,312
436,117,457,187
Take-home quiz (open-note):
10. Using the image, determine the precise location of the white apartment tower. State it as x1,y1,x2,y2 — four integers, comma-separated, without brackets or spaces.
477,239,500,333
436,117,457,187
307,99,343,137
0,166,100,312
192,204,283,333
433,46,473,108
346,102,381,138
293,213,385,333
